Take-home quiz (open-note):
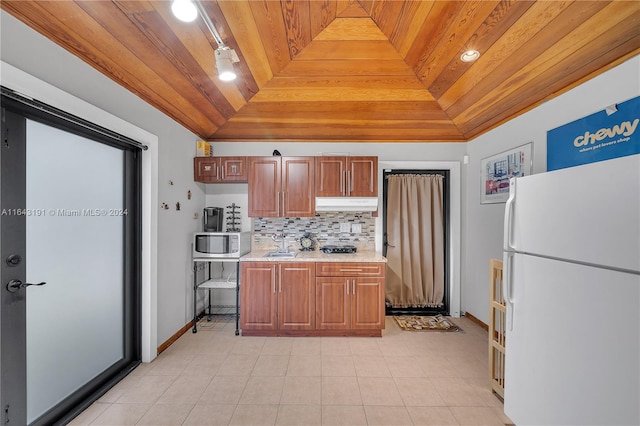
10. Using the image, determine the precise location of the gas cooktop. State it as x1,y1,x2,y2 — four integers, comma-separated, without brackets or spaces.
320,244,357,254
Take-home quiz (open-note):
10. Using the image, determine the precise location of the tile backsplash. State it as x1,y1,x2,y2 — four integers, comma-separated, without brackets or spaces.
252,212,376,251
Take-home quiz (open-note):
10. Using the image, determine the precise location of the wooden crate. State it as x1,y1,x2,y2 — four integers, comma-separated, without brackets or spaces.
489,258,505,399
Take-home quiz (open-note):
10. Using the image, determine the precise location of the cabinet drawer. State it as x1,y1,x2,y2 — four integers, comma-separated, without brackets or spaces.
316,262,385,277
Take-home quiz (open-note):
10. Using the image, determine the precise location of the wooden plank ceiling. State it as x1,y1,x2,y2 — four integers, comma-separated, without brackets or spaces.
2,1,639,142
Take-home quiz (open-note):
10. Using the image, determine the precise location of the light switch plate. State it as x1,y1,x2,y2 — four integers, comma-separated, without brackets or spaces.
351,223,361,233
340,222,351,232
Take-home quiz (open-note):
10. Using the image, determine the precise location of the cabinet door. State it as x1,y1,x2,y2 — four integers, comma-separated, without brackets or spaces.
282,157,315,217
315,157,346,197
351,277,385,329
348,157,377,197
278,262,316,330
240,262,277,331
248,157,281,217
220,156,247,182
315,277,350,330
194,157,219,183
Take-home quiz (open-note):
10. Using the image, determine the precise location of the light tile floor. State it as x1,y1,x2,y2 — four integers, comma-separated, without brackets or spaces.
69,316,513,425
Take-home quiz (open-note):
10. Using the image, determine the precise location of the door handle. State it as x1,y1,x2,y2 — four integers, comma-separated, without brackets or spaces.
503,252,515,331
6,279,46,293
503,178,516,252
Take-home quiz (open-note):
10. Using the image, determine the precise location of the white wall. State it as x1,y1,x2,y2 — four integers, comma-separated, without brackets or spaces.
463,55,640,323
1,11,206,348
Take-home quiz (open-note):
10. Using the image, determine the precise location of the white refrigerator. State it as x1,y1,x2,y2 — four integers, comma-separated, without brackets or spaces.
502,154,640,426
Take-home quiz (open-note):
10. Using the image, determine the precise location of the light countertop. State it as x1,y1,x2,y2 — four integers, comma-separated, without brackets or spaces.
240,249,387,263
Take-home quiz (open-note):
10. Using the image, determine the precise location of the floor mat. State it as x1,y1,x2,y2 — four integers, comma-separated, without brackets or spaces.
394,314,462,332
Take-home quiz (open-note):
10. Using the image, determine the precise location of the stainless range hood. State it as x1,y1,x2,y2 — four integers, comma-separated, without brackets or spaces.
315,197,378,212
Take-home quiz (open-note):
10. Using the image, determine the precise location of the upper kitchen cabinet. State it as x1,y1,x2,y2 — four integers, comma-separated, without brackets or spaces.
194,156,247,183
248,157,315,217
315,156,377,197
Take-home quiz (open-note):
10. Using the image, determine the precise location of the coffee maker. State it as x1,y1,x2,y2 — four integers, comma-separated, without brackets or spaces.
203,207,223,232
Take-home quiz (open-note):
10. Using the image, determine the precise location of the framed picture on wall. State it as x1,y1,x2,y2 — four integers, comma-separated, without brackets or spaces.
480,142,533,204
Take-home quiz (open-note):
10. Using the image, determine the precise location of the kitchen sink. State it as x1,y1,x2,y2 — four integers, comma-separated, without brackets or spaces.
263,252,297,258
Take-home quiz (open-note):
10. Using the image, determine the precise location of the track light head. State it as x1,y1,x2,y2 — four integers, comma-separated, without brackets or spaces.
215,48,239,81
171,0,198,22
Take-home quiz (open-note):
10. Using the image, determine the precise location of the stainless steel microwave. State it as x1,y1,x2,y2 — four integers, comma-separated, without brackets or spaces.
193,232,251,259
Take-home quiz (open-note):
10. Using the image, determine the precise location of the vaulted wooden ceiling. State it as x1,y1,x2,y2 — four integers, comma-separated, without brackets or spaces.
2,1,639,142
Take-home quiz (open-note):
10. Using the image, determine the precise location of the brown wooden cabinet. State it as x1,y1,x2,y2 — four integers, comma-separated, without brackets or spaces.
316,262,385,333
247,156,315,217
278,262,316,330
239,262,277,331
315,156,377,197
240,262,316,334
194,156,247,183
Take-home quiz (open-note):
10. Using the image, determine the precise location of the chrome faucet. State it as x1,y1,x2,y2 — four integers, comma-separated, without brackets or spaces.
272,233,287,252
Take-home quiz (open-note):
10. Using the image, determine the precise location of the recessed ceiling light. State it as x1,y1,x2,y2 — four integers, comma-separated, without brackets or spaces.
171,0,198,22
460,50,480,62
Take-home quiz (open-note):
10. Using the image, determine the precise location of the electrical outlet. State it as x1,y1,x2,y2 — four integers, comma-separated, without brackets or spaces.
340,222,351,232
351,223,361,233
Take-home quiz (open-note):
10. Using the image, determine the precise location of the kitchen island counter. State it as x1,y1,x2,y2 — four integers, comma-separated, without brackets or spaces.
240,249,387,263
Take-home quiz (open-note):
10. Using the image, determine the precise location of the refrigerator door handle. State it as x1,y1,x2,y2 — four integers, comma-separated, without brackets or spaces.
503,251,515,331
503,178,516,252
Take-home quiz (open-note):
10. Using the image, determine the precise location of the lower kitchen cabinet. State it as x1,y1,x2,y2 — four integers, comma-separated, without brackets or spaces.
316,262,385,333
240,262,315,334
240,261,385,336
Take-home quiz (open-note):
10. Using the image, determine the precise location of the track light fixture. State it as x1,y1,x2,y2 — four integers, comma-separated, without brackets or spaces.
171,0,239,81
215,48,240,82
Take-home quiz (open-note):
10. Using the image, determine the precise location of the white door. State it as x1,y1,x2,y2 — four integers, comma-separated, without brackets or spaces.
504,253,639,426
506,154,640,271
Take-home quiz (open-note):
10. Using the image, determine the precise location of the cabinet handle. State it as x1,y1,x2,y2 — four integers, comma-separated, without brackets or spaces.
346,279,349,295
343,170,348,195
276,192,280,216
282,192,285,216
352,280,356,295
340,170,345,195
221,165,226,180
272,268,276,293
340,269,363,273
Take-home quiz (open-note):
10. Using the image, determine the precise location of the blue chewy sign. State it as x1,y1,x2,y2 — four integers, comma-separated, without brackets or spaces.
547,96,639,171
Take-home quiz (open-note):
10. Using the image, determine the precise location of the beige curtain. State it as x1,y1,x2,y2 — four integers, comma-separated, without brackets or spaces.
386,174,445,308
